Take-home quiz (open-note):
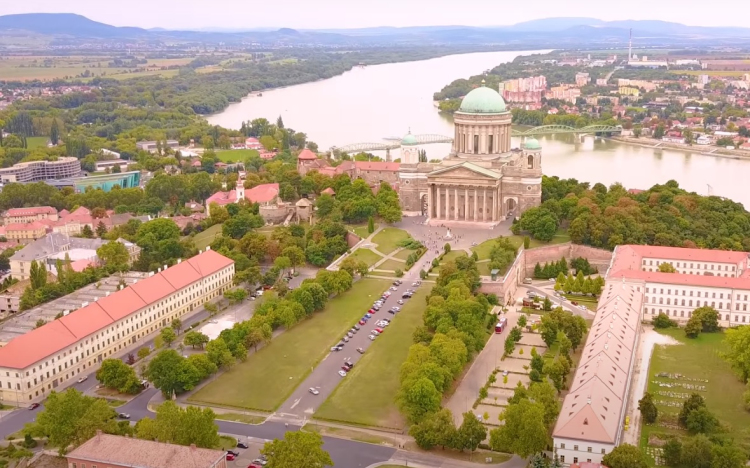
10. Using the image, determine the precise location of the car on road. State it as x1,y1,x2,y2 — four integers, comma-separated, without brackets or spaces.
581,305,588,310
357,347,365,354
388,309,397,315
226,453,236,461
77,376,88,383
237,441,249,449
365,313,372,318
368,334,376,341
397,299,404,305
412,281,421,287
571,301,579,306
502,370,509,377
343,336,350,342
28,403,40,410
118,413,130,419
353,324,361,330
309,387,320,395
330,344,344,351
375,327,384,333
371,330,380,336
347,331,354,337
359,319,367,325
227,450,240,457
338,370,347,377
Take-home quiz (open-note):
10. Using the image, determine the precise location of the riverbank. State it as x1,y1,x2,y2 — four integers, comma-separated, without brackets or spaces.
608,136,750,161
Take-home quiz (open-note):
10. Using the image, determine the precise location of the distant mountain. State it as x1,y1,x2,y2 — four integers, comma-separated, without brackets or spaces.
1,13,750,46
0,13,148,38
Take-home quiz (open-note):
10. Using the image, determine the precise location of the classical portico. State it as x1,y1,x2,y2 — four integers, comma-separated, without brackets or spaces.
426,162,505,223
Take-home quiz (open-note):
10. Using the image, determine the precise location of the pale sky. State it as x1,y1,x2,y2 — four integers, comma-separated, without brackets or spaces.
0,0,744,29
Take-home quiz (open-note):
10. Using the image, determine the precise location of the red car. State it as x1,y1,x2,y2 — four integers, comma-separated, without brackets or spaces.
368,309,376,314
28,403,40,410
375,328,384,334
226,453,236,461
359,319,366,325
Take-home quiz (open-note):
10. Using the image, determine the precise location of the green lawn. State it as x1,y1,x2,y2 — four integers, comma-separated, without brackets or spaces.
27,136,48,150
442,250,468,262
189,279,390,411
316,288,429,429
562,293,598,309
191,224,223,250
640,328,750,461
348,224,375,239
376,259,406,272
477,262,492,276
372,228,410,255
393,249,416,261
216,149,260,162
471,230,570,261
349,248,384,267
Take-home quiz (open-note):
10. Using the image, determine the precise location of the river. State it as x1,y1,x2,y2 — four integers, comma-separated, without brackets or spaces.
207,50,750,207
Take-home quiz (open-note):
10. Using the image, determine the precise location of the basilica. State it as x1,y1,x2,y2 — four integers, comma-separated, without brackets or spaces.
399,84,542,226
297,84,542,226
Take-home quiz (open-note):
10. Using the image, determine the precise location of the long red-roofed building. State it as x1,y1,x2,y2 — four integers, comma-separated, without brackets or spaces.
0,249,234,405
553,244,750,465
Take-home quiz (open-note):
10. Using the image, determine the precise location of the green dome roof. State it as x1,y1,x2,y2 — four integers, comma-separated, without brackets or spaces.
458,86,507,114
524,138,541,150
401,133,418,146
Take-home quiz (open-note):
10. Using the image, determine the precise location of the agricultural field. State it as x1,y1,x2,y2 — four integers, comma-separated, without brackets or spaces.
216,149,259,162
0,55,196,81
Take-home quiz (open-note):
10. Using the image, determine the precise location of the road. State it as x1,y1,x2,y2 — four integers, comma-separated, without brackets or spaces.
277,250,438,419
523,282,595,319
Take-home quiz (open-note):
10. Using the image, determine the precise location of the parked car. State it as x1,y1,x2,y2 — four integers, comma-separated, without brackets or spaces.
353,324,361,330
375,327,384,334
359,319,367,325
330,344,344,351
365,313,372,318
571,301,579,306
226,453,236,461
502,370,509,376
357,347,365,354
343,336,350,342
309,388,320,395
77,376,88,383
237,441,249,449
371,330,380,336
344,360,354,368
368,334,377,341
391,306,401,312
28,403,40,410
388,309,397,315
118,413,130,419
397,300,404,305
338,370,347,377
368,309,376,315
393,280,402,286
227,450,240,457
347,331,354,337
350,328,357,334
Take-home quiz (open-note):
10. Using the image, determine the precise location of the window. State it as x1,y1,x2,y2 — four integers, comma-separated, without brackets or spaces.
588,447,592,453
527,155,534,169
560,456,565,463
574,457,579,464
574,445,578,451
561,443,566,449
601,449,606,454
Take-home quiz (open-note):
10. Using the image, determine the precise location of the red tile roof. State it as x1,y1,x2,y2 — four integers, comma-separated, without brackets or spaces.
321,187,335,195
298,148,318,160
5,206,56,217
245,183,279,204
0,250,234,369
5,221,47,231
354,161,401,171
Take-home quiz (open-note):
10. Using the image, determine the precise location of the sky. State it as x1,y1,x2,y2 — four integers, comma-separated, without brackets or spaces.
1,0,745,30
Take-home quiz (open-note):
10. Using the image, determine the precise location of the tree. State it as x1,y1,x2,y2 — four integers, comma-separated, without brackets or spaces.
518,315,527,328
539,314,558,347
724,325,750,382
680,434,713,468
504,336,516,356
96,358,142,394
261,430,333,468
184,331,209,349
29,260,47,290
685,407,718,434
398,377,442,423
543,296,552,311
160,327,176,347
685,315,702,338
638,392,658,424
653,312,675,329
601,443,648,468
444,243,451,254
137,347,151,360
679,393,706,427
206,338,235,369
658,262,676,273
662,438,682,467
692,306,719,332
489,398,548,457
409,408,457,450
50,119,59,145
146,350,201,398
456,411,488,452
171,318,183,334
710,442,745,468
96,221,107,238
81,224,94,238
135,401,219,448
35,389,117,454
367,216,375,234
96,241,130,271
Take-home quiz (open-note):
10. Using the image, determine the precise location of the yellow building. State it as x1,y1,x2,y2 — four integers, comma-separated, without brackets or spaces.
619,86,641,97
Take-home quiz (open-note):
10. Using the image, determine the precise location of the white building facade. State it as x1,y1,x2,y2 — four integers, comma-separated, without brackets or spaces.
0,249,234,405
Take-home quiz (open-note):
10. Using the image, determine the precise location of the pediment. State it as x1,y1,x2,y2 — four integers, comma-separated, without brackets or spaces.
428,162,501,180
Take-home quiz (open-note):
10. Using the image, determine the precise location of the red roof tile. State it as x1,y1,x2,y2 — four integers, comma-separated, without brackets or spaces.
187,249,235,276
354,161,401,171
97,288,147,321
0,321,76,369
245,183,279,204
298,149,318,160
58,303,112,339
5,206,56,217
129,274,176,304
160,261,201,290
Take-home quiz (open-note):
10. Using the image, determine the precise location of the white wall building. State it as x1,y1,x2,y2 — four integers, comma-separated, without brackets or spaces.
0,249,234,405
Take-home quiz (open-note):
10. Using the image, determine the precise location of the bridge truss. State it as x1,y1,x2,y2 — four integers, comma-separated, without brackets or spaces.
332,134,453,154
511,124,622,137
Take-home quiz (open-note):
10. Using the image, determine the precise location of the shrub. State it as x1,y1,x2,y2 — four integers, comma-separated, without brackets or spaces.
653,312,676,329
395,269,403,277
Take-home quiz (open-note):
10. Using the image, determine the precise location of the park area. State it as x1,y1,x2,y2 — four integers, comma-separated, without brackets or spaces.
216,149,260,162
188,279,390,412
187,224,223,250
315,288,429,429
470,230,570,261
640,328,750,464
371,227,411,255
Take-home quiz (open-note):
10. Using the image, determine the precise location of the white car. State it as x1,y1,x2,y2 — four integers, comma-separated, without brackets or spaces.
377,321,389,327
77,376,88,383
368,334,376,341
338,370,347,377
309,387,320,395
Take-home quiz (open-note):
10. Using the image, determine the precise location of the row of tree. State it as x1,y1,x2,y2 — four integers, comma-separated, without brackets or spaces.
553,271,605,297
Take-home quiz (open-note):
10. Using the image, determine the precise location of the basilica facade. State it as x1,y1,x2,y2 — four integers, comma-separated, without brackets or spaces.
398,85,542,225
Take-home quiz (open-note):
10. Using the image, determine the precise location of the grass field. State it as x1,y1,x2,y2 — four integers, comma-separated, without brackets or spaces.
372,228,410,255
471,230,570,261
670,70,746,77
562,293,598,309
216,149,260,162
349,248,384,267
347,224,374,239
26,136,48,150
0,55,197,81
191,224,223,250
315,288,429,429
442,250,468,262
376,259,406,272
393,249,416,261
189,279,390,411
640,328,750,460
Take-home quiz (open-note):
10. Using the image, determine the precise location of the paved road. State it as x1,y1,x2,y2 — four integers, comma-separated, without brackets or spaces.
277,250,437,419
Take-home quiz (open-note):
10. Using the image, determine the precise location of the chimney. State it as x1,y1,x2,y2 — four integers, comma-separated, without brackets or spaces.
206,246,211,251
96,429,102,439
157,267,161,273
163,265,167,271
106,291,110,297
63,310,70,316
81,301,89,308
177,258,182,264
149,271,154,277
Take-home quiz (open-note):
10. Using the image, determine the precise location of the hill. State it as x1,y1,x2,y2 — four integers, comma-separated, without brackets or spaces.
0,13,148,38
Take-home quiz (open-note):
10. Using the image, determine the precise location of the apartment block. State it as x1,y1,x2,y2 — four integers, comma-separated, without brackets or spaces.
0,249,234,405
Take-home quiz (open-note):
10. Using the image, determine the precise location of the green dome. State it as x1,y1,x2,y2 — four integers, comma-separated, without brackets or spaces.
524,138,541,150
401,133,418,145
458,86,507,114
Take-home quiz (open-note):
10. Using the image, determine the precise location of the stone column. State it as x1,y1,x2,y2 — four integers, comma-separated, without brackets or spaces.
427,184,433,218
492,188,497,222
435,184,440,219
473,189,478,221
482,189,487,222
464,188,469,221
454,187,459,220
